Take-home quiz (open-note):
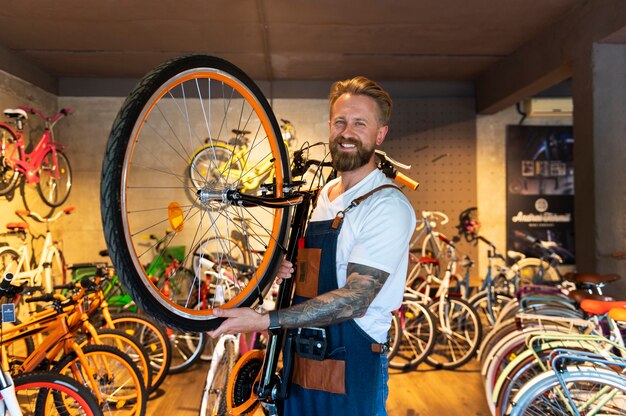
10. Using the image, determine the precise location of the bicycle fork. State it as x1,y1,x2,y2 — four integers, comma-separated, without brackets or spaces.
255,192,314,408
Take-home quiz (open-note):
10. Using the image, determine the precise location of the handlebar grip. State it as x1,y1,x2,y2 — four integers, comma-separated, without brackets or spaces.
26,294,55,303
54,282,76,290
0,273,14,293
15,209,30,216
393,171,419,191
437,234,452,245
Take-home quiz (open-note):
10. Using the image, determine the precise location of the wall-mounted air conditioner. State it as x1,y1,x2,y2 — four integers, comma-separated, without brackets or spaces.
523,98,573,118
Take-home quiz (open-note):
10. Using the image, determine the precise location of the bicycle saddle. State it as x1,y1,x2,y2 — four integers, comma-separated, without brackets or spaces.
3,108,28,120
567,289,614,304
564,272,621,286
6,222,28,231
579,298,626,316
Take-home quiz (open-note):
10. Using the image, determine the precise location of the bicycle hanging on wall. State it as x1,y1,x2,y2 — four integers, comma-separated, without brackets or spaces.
0,107,73,215
100,54,419,415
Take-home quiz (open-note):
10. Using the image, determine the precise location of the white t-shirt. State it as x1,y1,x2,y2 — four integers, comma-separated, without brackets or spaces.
310,169,416,342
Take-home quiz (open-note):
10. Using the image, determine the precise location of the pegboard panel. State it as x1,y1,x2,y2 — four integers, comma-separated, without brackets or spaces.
382,97,478,263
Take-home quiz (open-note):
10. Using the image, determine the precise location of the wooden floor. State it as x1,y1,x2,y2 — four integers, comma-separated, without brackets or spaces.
146,357,491,415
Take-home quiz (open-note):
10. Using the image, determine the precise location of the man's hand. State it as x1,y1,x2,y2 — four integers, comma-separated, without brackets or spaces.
275,259,294,284
207,307,270,338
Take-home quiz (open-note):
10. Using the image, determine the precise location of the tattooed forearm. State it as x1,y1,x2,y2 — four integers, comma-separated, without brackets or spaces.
277,263,390,328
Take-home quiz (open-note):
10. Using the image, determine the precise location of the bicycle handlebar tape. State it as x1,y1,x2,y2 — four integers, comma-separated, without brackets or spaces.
0,273,14,293
394,171,419,191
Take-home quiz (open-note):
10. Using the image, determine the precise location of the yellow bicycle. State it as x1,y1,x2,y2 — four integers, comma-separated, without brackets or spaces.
188,120,328,194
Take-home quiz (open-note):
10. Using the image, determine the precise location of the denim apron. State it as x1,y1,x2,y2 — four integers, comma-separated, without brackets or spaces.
283,184,397,416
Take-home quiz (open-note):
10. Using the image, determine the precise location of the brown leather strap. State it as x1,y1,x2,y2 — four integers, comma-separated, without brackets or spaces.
332,184,401,229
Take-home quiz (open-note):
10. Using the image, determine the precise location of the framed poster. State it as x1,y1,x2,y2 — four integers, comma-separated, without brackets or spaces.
506,125,575,265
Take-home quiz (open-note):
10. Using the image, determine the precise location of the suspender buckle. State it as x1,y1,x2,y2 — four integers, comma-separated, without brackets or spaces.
294,327,327,361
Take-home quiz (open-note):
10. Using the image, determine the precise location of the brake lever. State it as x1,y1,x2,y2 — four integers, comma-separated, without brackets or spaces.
375,149,411,170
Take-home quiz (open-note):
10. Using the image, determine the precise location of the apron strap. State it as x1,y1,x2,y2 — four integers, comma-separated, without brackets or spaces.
331,184,401,229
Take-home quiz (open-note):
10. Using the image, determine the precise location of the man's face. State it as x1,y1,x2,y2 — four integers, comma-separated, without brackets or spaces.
329,94,386,172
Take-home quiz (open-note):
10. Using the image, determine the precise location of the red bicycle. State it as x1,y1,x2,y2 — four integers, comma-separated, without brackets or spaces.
0,106,73,207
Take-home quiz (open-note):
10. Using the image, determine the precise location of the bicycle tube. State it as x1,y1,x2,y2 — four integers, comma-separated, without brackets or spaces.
100,54,291,332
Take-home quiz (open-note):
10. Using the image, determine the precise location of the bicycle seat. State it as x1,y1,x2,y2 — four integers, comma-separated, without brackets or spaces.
6,222,28,231
608,307,626,322
3,108,28,120
579,299,626,315
564,272,620,286
567,289,614,304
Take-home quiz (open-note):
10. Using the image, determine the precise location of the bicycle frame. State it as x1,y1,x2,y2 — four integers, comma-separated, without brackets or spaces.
5,231,63,293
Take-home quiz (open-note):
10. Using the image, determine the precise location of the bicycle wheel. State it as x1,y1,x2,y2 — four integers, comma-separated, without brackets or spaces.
38,149,72,207
53,344,147,416
425,297,482,370
0,246,20,277
387,300,437,371
508,366,626,416
168,326,208,374
468,290,513,334
88,328,153,393
101,54,291,332
189,142,242,192
0,125,20,196
199,337,237,416
107,312,172,392
191,236,249,275
12,371,102,416
48,247,68,288
514,257,560,285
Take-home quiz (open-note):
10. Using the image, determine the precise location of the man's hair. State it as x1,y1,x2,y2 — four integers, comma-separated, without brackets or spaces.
328,76,393,126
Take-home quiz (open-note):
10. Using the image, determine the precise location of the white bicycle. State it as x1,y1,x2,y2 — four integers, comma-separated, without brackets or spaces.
0,206,73,293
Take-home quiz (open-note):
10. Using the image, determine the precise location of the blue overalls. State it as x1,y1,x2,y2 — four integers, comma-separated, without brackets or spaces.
283,185,396,416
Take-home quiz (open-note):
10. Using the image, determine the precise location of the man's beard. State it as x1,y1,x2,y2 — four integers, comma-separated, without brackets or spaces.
330,136,375,172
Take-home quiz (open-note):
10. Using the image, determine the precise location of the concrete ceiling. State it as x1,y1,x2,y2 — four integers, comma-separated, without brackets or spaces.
0,0,584,83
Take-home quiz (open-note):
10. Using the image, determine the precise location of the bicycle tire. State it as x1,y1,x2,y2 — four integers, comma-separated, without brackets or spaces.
52,344,147,416
0,246,20,279
168,326,208,374
508,366,626,416
189,142,242,192
468,290,513,334
100,54,290,332
387,300,437,371
38,149,72,207
107,312,172,392
199,337,237,416
512,257,560,285
0,125,20,196
49,247,68,288
12,371,103,416
425,297,482,370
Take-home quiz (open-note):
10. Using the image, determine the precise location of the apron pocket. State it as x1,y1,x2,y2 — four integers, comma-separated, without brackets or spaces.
292,354,346,395
295,248,321,298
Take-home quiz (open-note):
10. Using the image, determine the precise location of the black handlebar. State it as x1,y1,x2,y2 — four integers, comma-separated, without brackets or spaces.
0,273,14,293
